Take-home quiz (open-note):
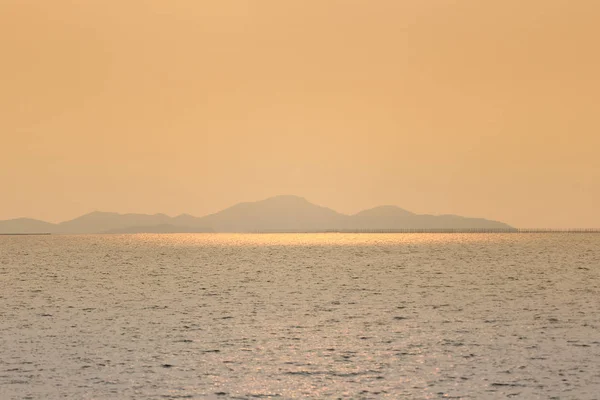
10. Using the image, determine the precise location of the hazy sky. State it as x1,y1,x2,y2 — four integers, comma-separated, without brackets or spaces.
1,1,599,228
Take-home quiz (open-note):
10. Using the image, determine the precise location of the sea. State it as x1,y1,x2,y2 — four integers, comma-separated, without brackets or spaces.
1,233,599,399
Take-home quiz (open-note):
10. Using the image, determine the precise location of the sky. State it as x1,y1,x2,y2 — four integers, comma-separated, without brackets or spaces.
1,0,599,228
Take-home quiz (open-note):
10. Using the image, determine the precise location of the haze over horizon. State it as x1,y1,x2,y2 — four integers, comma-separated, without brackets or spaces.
2,1,599,228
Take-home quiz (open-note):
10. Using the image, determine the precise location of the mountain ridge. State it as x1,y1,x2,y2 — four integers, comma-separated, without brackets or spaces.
0,195,515,234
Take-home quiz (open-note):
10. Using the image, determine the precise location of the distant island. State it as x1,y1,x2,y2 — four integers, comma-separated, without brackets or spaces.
0,195,515,234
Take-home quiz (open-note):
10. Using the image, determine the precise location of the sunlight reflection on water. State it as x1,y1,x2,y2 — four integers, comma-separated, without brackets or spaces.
105,232,520,247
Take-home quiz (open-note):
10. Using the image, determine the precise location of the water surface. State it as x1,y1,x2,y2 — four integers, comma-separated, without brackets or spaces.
1,233,599,399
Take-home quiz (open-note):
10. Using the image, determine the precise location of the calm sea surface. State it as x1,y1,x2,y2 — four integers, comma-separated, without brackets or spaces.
1,234,599,399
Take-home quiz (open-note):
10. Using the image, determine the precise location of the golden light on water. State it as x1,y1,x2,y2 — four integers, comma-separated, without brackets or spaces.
108,232,523,247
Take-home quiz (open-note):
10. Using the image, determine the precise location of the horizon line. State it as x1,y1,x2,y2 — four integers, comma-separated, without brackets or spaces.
2,229,600,236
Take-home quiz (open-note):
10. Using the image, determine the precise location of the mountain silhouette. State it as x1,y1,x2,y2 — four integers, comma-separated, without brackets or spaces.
353,205,415,218
101,224,213,234
56,211,172,234
0,218,58,234
196,195,347,232
0,195,515,234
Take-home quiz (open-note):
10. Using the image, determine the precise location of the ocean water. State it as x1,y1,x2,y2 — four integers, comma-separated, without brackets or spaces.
1,233,599,399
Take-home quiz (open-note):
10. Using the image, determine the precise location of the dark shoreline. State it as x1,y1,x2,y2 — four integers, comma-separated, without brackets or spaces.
2,230,600,235
0,233,52,236
251,229,600,234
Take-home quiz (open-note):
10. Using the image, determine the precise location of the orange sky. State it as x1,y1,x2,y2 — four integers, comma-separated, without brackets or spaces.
1,1,599,228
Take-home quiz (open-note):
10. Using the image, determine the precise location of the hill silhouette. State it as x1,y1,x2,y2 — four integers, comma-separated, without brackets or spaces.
101,224,213,234
0,195,515,234
57,211,172,234
197,195,347,232
0,218,58,234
